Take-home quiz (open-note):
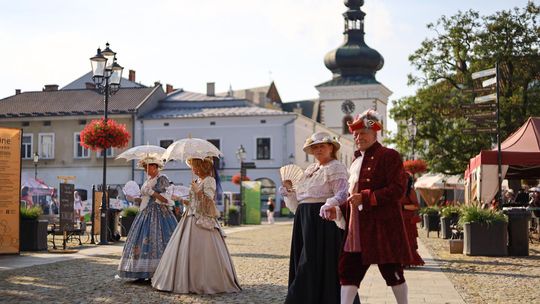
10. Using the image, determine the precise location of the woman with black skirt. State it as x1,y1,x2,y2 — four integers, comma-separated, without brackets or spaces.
281,131,355,304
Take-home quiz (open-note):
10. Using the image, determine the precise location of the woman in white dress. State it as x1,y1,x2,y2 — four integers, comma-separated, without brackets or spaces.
281,131,359,304
152,157,241,294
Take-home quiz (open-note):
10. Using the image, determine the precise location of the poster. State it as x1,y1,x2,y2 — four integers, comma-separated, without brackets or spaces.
93,192,102,235
0,127,22,254
59,183,75,232
242,181,261,225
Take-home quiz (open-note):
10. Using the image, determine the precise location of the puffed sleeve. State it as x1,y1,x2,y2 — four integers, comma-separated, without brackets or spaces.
202,177,216,199
153,175,170,194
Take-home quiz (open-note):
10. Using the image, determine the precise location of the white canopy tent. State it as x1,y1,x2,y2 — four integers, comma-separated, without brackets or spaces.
414,173,465,206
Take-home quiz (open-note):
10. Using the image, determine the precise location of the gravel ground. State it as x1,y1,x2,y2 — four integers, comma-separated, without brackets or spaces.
0,224,292,304
418,228,540,304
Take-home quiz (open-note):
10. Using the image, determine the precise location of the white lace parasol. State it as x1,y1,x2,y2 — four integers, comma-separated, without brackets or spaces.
162,138,222,162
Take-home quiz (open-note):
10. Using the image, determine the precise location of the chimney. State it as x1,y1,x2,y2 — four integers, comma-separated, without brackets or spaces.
85,82,96,90
15,89,21,95
129,70,136,82
154,81,161,87
43,84,59,92
206,82,215,96
166,84,174,94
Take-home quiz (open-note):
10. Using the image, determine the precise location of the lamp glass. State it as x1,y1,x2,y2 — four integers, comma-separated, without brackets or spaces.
110,64,123,85
90,56,106,77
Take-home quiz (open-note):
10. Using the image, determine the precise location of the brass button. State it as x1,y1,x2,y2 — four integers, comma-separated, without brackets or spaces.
370,156,374,160
367,167,371,171
367,178,371,182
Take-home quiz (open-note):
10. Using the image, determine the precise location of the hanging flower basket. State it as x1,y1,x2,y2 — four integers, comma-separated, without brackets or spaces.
80,118,131,151
232,174,250,185
403,159,428,175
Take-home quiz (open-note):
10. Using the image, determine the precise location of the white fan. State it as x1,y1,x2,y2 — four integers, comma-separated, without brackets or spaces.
166,185,190,199
123,181,141,198
279,164,304,189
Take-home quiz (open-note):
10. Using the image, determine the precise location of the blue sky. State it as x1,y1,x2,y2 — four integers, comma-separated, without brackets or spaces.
0,0,532,131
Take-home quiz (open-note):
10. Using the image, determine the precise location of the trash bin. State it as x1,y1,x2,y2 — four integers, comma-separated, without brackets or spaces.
503,208,531,256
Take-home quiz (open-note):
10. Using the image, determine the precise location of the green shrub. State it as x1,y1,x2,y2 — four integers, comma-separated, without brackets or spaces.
20,206,43,220
122,207,139,217
420,206,439,216
440,205,462,218
228,205,239,215
458,206,507,226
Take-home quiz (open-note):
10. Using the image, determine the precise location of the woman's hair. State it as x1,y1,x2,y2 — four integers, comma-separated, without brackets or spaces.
190,158,214,176
329,144,338,159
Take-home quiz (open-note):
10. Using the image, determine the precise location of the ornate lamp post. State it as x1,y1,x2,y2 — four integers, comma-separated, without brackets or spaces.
235,145,246,224
89,43,124,245
33,152,39,179
407,116,417,160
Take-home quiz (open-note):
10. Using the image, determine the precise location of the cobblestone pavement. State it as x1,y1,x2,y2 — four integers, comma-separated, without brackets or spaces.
419,229,540,304
0,223,291,304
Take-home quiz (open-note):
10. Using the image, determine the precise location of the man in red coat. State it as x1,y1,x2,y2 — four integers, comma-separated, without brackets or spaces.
323,110,416,304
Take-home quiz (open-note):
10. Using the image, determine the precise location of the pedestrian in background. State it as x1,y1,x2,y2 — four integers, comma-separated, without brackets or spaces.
267,197,275,224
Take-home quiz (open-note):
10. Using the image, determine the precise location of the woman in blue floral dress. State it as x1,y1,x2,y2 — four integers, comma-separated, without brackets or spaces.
117,156,178,281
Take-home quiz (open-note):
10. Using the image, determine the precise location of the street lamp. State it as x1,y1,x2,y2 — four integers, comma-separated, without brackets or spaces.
407,116,417,160
235,145,246,224
90,42,124,245
33,152,39,179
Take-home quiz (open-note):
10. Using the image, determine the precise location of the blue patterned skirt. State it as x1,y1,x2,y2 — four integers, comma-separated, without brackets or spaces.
118,201,178,279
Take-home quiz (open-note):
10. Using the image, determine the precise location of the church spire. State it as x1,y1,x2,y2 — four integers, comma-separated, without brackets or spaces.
323,0,384,83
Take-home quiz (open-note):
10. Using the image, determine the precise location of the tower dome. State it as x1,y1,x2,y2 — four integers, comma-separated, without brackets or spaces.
324,0,384,83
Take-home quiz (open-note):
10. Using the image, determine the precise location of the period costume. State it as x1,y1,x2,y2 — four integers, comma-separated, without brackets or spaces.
152,174,241,294
117,158,178,279
400,172,424,266
339,110,420,292
282,132,349,304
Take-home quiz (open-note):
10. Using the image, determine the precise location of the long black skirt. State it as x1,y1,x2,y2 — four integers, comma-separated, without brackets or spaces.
285,202,344,304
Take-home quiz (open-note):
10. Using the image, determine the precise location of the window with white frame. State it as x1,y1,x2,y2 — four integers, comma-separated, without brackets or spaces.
97,148,114,158
38,133,54,159
74,132,90,158
207,139,221,168
256,137,271,160
21,134,33,159
159,139,174,149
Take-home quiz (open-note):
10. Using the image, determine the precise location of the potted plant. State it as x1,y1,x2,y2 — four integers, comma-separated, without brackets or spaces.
460,206,508,256
440,205,461,239
422,206,440,237
227,205,241,226
20,206,48,251
120,207,139,237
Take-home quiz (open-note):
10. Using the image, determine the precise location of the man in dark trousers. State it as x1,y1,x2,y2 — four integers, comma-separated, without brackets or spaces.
325,110,419,304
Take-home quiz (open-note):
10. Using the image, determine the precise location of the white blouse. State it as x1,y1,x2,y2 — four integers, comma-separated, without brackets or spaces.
281,159,348,213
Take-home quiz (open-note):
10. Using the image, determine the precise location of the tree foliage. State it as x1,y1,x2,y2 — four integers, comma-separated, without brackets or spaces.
389,2,540,175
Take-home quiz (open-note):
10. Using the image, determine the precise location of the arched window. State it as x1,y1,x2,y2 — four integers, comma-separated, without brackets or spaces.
342,114,353,134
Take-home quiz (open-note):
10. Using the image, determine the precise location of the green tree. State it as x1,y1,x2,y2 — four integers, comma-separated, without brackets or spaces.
390,2,540,174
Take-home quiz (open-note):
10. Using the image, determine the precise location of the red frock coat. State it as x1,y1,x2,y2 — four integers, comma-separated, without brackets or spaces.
341,142,417,265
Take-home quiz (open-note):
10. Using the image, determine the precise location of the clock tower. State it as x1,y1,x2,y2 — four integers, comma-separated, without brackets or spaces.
316,0,392,138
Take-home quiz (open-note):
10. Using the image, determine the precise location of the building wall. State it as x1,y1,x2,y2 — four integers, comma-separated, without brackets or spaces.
1,114,134,196
317,83,392,139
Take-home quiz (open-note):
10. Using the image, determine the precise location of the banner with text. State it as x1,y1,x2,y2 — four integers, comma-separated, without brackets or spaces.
0,128,22,254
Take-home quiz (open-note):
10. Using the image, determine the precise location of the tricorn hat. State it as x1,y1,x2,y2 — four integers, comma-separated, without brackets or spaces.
347,109,383,132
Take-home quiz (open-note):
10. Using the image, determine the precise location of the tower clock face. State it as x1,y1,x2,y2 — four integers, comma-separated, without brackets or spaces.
341,100,355,114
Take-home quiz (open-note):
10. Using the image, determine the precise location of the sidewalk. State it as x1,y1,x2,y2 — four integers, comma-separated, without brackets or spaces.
0,219,292,271
359,238,465,304
0,219,467,303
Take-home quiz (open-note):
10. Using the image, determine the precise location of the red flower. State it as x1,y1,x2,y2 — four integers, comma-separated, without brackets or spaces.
232,174,250,185
80,118,131,151
403,159,428,175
